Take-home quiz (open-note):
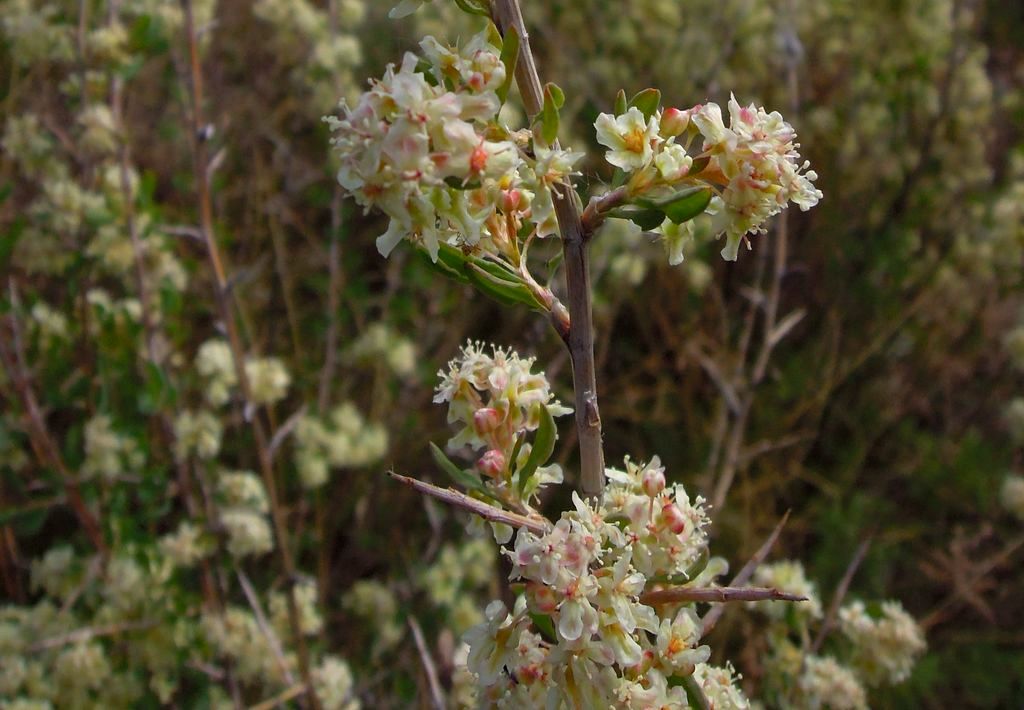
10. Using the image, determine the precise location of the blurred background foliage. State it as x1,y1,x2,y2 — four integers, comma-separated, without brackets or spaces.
1,0,1022,707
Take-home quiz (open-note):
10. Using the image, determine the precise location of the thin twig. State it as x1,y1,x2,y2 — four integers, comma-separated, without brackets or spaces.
236,567,298,687
0,296,107,556
641,585,806,606
408,616,446,710
701,510,790,636
810,536,872,655
30,619,158,652
387,472,550,535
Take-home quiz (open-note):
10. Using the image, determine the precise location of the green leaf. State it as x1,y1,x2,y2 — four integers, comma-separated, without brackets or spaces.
426,244,545,311
453,0,492,17
673,674,711,710
628,88,662,121
516,404,557,495
611,167,628,189
428,243,472,284
465,262,546,310
539,84,561,145
645,186,713,225
497,26,520,104
529,612,558,643
608,205,665,231
546,82,565,109
138,361,175,414
429,442,487,494
614,89,628,116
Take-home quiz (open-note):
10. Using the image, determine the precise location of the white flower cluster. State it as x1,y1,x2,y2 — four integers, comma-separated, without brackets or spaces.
751,560,925,706
692,662,751,709
343,580,403,657
751,560,823,621
158,521,212,569
435,341,571,506
195,339,237,406
254,0,365,109
463,457,746,708
346,323,417,377
312,655,360,710
270,581,322,638
194,341,291,407
293,403,388,489
202,606,287,683
1002,474,1024,520
595,96,822,262
326,29,582,261
173,409,223,460
29,301,69,346
244,356,291,405
839,600,927,686
798,655,868,710
217,471,274,559
81,414,144,482
418,539,496,634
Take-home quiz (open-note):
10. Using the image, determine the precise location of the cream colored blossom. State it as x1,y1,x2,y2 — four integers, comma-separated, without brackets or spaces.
1002,474,1024,520
840,599,926,685
798,656,867,710
595,107,660,171
245,356,290,405
173,409,223,460
196,339,237,406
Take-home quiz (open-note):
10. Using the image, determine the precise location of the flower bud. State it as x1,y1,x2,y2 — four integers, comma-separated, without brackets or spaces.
659,107,690,138
642,465,666,497
501,189,522,212
661,501,689,535
477,449,506,479
473,407,502,435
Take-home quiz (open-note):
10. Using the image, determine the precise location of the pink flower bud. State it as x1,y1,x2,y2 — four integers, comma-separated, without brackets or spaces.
473,407,502,435
660,107,690,138
502,189,522,212
661,502,688,535
469,141,488,174
477,449,506,479
642,465,666,497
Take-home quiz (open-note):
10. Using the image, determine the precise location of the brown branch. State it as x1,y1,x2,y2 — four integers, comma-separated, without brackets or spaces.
408,615,446,710
387,472,550,535
641,585,806,605
810,536,872,655
178,3,318,706
0,300,107,556
236,567,297,687
492,0,605,499
701,510,790,636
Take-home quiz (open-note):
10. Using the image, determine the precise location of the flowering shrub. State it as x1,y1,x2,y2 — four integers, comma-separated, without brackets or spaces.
4,0,1020,706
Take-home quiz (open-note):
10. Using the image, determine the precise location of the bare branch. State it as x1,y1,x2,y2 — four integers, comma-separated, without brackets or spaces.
701,510,790,636
641,585,806,606
810,536,872,655
492,0,606,500
408,616,446,710
387,472,550,535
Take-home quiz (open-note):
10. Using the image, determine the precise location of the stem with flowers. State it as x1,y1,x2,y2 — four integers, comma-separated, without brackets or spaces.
328,0,823,703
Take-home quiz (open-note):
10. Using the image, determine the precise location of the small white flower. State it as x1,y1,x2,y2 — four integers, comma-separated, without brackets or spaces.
594,107,660,171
